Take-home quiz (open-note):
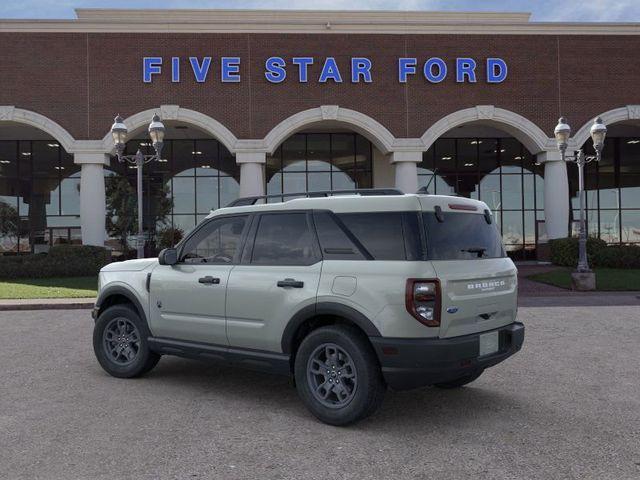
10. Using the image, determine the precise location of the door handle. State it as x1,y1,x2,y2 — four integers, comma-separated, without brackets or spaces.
198,276,220,285
277,278,304,288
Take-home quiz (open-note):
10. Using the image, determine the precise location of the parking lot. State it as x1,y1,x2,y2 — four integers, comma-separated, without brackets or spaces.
1,304,639,480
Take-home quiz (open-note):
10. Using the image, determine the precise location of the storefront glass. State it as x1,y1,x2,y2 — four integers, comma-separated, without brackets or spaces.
266,133,373,199
107,138,239,252
570,137,640,244
419,138,544,256
0,140,80,253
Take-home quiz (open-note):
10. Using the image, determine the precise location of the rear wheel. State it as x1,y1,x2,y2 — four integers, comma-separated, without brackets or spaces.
93,304,160,378
294,325,385,426
434,369,484,389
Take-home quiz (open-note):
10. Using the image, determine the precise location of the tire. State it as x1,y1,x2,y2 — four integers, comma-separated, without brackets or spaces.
294,325,385,426
93,304,160,378
434,369,484,389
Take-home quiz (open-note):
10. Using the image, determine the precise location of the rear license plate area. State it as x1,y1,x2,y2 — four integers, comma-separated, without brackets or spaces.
479,331,499,357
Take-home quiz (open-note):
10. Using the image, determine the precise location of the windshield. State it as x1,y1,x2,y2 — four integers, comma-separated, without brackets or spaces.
423,211,505,260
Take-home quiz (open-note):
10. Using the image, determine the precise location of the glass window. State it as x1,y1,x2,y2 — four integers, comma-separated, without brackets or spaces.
182,215,247,264
307,134,331,171
313,211,366,260
457,138,478,173
265,133,373,198
337,212,407,260
502,210,524,248
423,211,504,260
621,210,640,243
251,213,318,265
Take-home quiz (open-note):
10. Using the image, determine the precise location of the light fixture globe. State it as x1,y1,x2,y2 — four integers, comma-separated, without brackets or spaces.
148,113,165,144
110,115,128,150
554,117,571,152
590,116,607,154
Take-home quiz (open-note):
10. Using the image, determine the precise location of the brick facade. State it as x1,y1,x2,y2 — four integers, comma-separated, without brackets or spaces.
1,31,639,142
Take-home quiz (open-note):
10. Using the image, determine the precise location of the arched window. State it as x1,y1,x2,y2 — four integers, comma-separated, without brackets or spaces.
266,133,373,199
0,139,79,253
419,137,544,257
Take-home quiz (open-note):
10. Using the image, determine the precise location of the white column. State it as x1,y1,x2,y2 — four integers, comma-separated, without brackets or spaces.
539,151,569,239
75,152,109,246
391,151,421,193
237,151,266,197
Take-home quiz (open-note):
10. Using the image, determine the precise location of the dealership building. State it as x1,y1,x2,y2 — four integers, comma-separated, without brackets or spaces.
1,8,640,257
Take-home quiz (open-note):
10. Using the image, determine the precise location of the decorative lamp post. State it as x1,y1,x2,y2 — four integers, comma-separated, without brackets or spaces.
554,116,607,289
110,114,165,259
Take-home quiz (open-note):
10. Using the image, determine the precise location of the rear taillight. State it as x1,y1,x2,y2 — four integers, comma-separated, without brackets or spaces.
405,279,441,327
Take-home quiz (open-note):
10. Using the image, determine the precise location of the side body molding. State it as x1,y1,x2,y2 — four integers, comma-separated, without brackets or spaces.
281,302,382,353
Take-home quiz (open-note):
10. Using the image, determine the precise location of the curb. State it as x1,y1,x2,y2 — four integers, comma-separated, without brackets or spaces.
0,300,95,311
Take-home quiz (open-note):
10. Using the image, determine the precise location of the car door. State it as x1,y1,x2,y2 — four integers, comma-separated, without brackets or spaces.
149,214,250,345
226,211,322,352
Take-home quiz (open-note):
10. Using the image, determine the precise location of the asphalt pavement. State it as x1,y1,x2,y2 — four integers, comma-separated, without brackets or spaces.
0,305,639,480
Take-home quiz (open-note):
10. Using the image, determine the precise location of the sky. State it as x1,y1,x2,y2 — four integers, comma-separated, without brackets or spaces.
1,0,640,22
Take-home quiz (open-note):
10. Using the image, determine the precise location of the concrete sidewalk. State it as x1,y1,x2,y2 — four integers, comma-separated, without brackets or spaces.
0,297,95,311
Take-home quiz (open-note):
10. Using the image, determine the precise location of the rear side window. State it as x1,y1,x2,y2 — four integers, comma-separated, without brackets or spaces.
337,212,419,260
423,212,505,260
313,211,366,260
251,213,319,265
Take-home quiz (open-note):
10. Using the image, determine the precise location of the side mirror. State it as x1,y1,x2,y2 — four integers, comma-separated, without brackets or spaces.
158,248,178,266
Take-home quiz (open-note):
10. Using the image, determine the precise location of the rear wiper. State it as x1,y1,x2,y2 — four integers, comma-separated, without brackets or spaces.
461,247,487,258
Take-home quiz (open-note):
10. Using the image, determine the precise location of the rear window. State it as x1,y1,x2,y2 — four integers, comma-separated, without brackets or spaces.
423,211,505,260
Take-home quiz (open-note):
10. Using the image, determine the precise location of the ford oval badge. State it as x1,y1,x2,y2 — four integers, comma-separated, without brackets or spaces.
446,306,459,314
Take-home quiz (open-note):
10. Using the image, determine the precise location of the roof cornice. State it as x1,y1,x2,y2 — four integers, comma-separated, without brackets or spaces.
0,9,639,35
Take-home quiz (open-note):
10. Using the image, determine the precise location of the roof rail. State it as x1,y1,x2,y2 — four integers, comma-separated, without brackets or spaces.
225,188,404,207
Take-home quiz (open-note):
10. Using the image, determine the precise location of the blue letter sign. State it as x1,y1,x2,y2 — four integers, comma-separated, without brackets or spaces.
189,57,212,83
142,56,508,84
487,58,508,83
319,57,343,83
143,57,162,83
265,57,287,83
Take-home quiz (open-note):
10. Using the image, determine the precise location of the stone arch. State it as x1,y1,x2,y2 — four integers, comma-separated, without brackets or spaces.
263,106,396,155
420,105,552,154
100,105,239,154
572,105,640,148
0,106,76,153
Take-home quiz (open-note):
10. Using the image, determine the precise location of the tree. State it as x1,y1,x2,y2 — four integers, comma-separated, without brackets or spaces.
105,175,172,253
0,201,21,250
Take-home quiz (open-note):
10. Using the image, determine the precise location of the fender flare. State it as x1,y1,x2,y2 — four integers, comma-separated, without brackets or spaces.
95,285,148,325
281,302,381,354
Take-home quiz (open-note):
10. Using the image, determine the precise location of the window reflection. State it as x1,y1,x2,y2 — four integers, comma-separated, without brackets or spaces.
0,140,80,253
569,137,640,244
421,137,544,255
266,133,373,198
106,138,239,253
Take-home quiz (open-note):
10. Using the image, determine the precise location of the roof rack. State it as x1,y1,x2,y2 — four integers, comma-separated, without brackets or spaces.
225,188,404,207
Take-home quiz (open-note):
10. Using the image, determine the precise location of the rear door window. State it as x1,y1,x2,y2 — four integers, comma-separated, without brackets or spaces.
251,213,320,265
423,211,505,260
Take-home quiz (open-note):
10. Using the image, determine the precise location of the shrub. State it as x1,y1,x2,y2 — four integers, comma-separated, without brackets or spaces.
593,245,640,269
549,237,607,267
550,237,640,269
0,245,111,280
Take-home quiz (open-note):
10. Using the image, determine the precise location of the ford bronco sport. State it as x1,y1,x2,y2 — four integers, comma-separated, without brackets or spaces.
92,189,524,426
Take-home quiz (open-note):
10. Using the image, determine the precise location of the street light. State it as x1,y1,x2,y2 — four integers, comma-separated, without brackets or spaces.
110,113,165,259
554,116,607,280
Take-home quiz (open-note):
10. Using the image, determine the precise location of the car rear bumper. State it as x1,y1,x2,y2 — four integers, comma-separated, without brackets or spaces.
369,322,525,391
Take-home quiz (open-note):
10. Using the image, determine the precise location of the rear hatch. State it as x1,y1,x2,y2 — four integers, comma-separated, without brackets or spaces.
420,198,518,338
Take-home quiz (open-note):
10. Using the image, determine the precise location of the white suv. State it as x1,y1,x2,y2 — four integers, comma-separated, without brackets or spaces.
92,189,524,426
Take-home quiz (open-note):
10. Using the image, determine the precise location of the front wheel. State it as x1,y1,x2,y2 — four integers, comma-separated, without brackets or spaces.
434,369,484,389
294,325,386,426
93,304,160,378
